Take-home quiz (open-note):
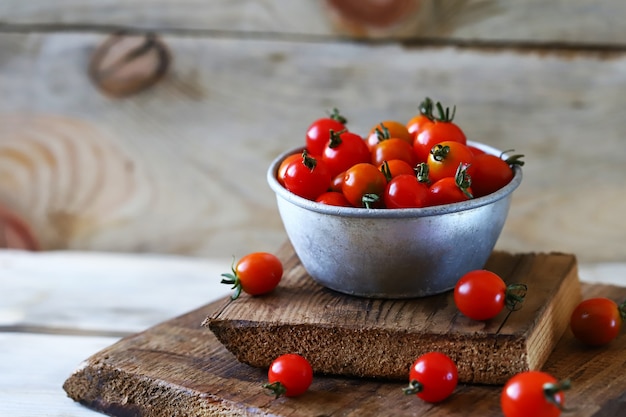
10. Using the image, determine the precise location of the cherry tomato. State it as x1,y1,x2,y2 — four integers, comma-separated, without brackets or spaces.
220,252,283,300
330,171,345,192
454,270,528,321
406,97,434,142
342,163,387,208
379,159,416,180
371,138,416,167
384,174,430,209
282,151,331,201
402,352,458,403
305,108,347,157
264,353,313,398
427,141,474,184
366,120,412,150
322,129,371,178
428,163,473,206
570,297,626,346
413,101,467,163
276,153,301,187
469,152,524,198
501,371,569,417
315,191,351,207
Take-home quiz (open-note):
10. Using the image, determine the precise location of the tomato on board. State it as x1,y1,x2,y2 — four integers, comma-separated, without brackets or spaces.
366,120,413,150
570,297,626,346
501,371,569,417
469,152,524,198
322,129,371,178
454,270,528,321
220,252,283,300
384,174,430,209
305,108,347,157
427,141,474,184
342,163,388,208
406,97,434,142
402,352,458,403
315,191,352,207
282,151,332,201
263,353,313,398
413,101,467,163
428,163,473,206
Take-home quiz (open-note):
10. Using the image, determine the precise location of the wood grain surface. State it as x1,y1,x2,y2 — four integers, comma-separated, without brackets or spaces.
63,282,626,417
1,3,625,264
206,245,581,384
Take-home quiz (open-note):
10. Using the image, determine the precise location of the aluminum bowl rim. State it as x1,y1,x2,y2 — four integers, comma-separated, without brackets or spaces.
267,140,522,219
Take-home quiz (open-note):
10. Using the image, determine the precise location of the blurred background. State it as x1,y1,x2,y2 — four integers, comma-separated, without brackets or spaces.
0,0,624,264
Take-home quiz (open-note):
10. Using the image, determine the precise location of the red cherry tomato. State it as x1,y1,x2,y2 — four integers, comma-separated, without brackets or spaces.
501,371,569,417
406,98,434,142
305,108,347,157
322,129,371,178
315,191,351,207
220,252,283,300
264,353,313,398
379,159,416,179
342,163,387,208
276,153,301,187
427,141,474,184
403,352,458,403
384,174,430,209
454,270,528,321
282,151,331,201
413,101,467,163
428,164,473,206
469,152,524,198
366,120,412,150
371,138,416,167
570,297,625,346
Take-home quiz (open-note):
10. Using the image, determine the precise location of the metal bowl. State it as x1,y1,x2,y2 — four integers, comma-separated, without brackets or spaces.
267,141,522,299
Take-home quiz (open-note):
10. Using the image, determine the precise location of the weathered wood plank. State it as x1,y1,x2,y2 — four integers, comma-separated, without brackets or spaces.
1,33,625,262
0,332,117,417
62,282,626,417
0,249,232,334
0,0,625,45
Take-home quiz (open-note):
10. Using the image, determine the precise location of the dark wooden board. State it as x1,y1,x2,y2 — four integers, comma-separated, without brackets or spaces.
64,282,626,417
205,245,581,385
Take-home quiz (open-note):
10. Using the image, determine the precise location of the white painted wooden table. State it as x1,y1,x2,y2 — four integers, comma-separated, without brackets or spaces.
1,249,626,416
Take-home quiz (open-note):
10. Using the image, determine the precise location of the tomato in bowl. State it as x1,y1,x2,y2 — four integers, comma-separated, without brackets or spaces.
267,141,522,298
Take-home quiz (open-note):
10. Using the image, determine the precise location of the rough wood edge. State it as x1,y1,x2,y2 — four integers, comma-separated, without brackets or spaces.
526,256,582,370
207,321,528,384
63,363,265,417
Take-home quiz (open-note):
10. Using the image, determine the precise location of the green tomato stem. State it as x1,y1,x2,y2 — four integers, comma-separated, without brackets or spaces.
263,381,288,399
402,380,424,396
328,107,347,124
618,300,626,321
375,123,391,142
505,283,528,311
415,162,430,184
454,163,473,199
543,379,571,411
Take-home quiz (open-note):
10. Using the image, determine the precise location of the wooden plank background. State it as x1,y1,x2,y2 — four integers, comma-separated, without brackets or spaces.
0,1,625,263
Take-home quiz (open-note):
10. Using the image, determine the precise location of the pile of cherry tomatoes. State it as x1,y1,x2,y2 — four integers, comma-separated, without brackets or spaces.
277,98,523,209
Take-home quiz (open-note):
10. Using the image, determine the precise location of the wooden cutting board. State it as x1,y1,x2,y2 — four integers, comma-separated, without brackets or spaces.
64,281,626,417
205,244,581,385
